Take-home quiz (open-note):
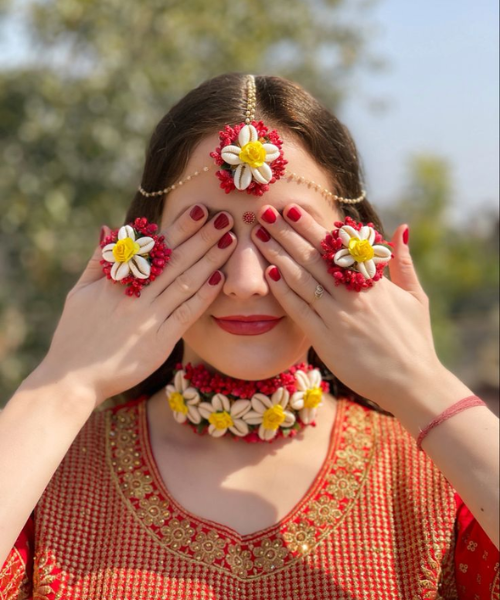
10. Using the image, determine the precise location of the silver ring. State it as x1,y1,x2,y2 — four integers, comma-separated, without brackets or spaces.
314,284,324,300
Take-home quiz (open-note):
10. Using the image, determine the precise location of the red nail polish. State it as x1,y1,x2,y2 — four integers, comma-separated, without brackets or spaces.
214,213,229,230
99,226,106,244
403,227,410,245
208,271,222,286
190,205,205,221
256,227,271,242
261,208,276,224
269,266,281,281
286,207,301,222
217,232,233,249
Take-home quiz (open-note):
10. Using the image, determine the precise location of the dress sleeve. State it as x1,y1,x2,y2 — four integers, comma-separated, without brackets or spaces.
454,492,499,600
0,511,34,600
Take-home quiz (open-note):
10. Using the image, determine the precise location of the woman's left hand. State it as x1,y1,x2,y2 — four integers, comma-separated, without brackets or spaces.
252,204,444,411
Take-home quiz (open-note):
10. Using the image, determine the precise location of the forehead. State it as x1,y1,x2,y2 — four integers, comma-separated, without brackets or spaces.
161,132,340,227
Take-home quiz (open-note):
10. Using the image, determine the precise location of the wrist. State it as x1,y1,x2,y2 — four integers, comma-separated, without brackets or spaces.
383,363,476,441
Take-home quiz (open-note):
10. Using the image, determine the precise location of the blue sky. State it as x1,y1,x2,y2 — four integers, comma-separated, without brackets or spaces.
1,0,498,226
339,0,499,225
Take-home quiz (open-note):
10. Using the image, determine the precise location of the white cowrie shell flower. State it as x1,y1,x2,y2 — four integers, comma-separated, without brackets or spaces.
221,124,280,191
333,225,392,280
165,370,201,425
290,370,324,425
244,388,296,441
198,394,252,438
102,224,155,281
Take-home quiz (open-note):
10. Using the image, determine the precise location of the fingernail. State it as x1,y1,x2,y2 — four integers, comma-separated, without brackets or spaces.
190,205,205,221
256,227,271,242
261,208,277,224
209,271,222,286
403,226,410,245
214,213,230,230
286,207,301,222
217,232,233,249
99,226,106,244
269,266,281,281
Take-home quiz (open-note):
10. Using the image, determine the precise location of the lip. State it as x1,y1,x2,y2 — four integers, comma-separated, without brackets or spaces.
213,315,283,336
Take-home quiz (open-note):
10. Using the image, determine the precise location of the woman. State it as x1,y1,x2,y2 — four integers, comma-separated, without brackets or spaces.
0,73,498,599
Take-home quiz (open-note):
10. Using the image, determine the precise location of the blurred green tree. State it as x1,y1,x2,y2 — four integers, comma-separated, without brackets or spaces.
0,0,386,401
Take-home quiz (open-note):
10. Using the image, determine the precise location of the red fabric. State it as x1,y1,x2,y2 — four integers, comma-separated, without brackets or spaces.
0,511,34,599
454,492,499,600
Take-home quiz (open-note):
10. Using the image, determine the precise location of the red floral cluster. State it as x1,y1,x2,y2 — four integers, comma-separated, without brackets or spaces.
321,216,393,292
100,217,171,297
210,120,287,196
176,362,330,444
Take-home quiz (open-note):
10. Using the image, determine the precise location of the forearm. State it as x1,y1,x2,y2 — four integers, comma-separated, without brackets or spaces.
0,365,97,567
388,365,499,550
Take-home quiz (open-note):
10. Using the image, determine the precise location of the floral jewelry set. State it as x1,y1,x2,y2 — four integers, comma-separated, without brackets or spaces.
99,74,394,442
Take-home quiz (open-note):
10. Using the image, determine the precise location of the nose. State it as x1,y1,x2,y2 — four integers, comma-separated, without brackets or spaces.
221,236,270,299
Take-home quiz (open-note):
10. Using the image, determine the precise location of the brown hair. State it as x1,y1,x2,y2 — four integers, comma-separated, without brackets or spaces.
108,73,392,416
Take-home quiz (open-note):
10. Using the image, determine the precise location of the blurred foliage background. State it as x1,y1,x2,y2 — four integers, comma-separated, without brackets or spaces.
0,0,498,408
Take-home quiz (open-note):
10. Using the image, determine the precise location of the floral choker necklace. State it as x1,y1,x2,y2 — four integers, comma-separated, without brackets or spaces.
165,362,330,443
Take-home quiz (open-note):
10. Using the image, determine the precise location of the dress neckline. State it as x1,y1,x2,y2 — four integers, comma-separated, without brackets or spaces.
139,395,344,542
107,394,376,579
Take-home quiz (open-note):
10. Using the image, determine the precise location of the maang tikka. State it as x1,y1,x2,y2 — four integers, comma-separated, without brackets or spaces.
137,74,367,205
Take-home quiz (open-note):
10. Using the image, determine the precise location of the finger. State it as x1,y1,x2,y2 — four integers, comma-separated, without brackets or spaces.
388,224,428,303
162,204,209,249
264,265,324,332
142,210,234,298
157,270,225,341
153,231,236,311
75,225,111,287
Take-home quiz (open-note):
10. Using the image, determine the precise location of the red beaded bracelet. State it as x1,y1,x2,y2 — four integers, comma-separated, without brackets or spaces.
417,395,487,451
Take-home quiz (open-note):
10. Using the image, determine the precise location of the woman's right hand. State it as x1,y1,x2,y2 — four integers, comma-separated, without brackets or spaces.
40,205,236,407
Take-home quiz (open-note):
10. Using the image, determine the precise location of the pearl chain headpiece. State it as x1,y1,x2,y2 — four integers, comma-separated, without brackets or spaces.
138,74,366,204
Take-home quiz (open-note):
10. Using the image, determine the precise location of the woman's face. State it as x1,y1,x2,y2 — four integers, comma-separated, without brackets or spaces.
160,132,342,379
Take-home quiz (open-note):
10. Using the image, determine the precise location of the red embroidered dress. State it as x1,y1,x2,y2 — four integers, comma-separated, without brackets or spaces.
1,396,498,599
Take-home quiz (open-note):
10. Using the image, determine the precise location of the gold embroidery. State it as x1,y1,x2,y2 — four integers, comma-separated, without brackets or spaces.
307,495,342,526
467,540,478,552
189,530,225,564
33,551,58,600
226,545,253,578
283,521,316,554
252,537,288,572
459,562,469,573
159,518,195,550
136,494,171,527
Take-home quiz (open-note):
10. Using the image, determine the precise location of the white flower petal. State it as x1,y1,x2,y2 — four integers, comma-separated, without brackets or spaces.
309,369,322,388
187,405,202,424
300,407,316,425
238,124,258,146
221,145,243,165
339,226,360,246
262,143,280,162
283,411,296,428
231,399,252,419
290,392,304,410
357,259,376,279
271,387,290,409
136,236,155,254
174,371,185,391
251,393,272,413
198,402,214,420
373,245,392,259
242,410,263,425
208,424,227,438
165,384,176,397
118,225,135,241
234,164,252,190
173,411,187,424
259,424,277,441
359,226,372,241
213,393,230,412
251,163,272,185
294,370,309,392
334,249,356,268
102,243,117,262
111,261,130,281
129,256,151,279
184,388,200,405
229,420,249,437
367,228,376,245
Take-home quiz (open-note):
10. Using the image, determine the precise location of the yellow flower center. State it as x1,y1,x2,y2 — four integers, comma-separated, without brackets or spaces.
168,392,188,415
303,387,323,409
262,404,286,430
208,411,234,430
239,141,266,168
113,238,141,263
348,238,374,262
